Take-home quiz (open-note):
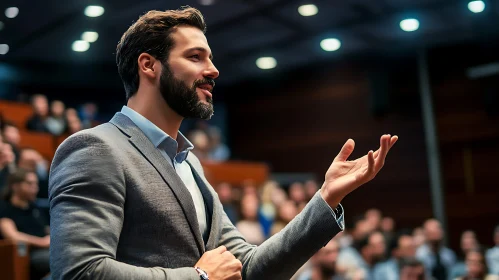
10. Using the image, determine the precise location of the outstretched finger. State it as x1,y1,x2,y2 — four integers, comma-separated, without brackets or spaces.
374,134,390,169
335,139,355,162
367,150,375,176
373,135,398,159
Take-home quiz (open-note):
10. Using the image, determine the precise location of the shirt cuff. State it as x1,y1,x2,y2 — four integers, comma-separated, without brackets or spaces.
319,193,345,231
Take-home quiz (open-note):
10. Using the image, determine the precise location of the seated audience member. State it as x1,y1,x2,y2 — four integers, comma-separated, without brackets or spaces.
2,121,21,160
337,231,387,279
270,199,298,236
373,231,416,280
45,100,67,136
206,126,230,161
365,208,382,232
79,102,99,129
450,230,480,280
188,129,210,160
486,225,499,276
413,227,426,248
65,108,82,134
17,148,49,199
416,219,457,280
455,248,499,280
296,239,342,280
26,94,49,133
304,180,319,202
235,194,265,245
0,169,50,280
399,257,427,280
0,138,16,192
381,216,396,245
258,180,279,237
216,182,238,224
289,182,307,206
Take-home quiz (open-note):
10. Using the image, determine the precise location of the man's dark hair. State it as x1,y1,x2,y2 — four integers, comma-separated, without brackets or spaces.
116,6,207,100
3,168,33,201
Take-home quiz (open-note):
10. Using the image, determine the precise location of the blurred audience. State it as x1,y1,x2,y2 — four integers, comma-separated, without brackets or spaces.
399,257,426,280
45,100,67,135
373,232,416,280
216,182,238,224
416,219,457,280
0,168,50,280
17,148,49,199
270,199,297,236
486,226,499,275
236,193,265,245
455,248,499,280
297,239,342,280
26,94,49,133
206,126,230,161
79,102,99,129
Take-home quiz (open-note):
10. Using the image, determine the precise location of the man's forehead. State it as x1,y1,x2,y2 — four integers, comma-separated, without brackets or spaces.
171,26,210,49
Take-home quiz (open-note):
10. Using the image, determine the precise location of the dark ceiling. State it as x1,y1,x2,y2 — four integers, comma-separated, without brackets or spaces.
1,0,499,90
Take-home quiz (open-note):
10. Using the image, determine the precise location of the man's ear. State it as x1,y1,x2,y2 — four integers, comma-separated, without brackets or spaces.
137,53,159,79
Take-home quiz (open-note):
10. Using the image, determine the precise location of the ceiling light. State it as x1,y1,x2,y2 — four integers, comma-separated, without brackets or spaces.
199,0,216,5
72,40,90,52
0,44,9,55
5,7,19,19
298,4,318,17
320,38,341,52
0,21,4,31
468,1,485,13
84,6,105,17
400,18,419,32
256,57,277,70
82,31,99,43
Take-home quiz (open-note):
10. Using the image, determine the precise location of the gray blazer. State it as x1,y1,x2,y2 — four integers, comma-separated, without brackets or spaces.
48,112,343,280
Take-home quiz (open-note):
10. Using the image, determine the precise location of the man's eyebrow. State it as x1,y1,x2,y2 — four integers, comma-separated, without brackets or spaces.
186,47,213,60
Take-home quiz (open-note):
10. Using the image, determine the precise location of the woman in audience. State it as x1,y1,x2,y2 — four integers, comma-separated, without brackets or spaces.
0,168,50,280
270,199,298,236
236,193,265,245
455,248,499,280
45,100,67,136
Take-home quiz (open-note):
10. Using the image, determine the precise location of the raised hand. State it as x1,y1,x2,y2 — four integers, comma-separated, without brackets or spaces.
320,134,398,208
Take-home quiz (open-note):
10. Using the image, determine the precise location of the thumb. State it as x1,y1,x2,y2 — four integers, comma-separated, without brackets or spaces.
335,139,355,162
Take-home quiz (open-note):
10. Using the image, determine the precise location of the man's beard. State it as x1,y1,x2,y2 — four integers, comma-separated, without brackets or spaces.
159,62,214,120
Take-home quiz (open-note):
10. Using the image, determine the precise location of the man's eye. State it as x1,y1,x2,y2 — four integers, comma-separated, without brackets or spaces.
190,54,200,60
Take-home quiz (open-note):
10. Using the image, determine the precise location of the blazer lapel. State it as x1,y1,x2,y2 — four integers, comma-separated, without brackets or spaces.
186,159,222,251
109,113,205,255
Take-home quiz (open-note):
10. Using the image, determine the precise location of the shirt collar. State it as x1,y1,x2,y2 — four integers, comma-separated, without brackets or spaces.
120,106,194,163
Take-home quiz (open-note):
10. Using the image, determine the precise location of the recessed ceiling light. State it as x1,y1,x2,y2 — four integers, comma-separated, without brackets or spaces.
199,0,216,5
298,4,318,17
468,1,485,13
5,7,19,19
320,38,341,52
82,31,99,43
0,44,9,55
72,40,90,52
400,18,419,32
256,57,277,70
84,6,105,17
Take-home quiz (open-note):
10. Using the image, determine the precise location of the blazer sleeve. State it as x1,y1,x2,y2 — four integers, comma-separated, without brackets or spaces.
219,191,344,280
48,131,200,280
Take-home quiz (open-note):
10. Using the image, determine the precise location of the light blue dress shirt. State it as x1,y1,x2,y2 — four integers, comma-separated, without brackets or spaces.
120,106,208,239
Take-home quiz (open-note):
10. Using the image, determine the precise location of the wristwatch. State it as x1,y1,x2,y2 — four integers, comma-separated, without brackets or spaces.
194,267,209,280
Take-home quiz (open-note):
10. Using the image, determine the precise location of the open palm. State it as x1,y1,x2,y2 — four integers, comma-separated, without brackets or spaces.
321,134,398,207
